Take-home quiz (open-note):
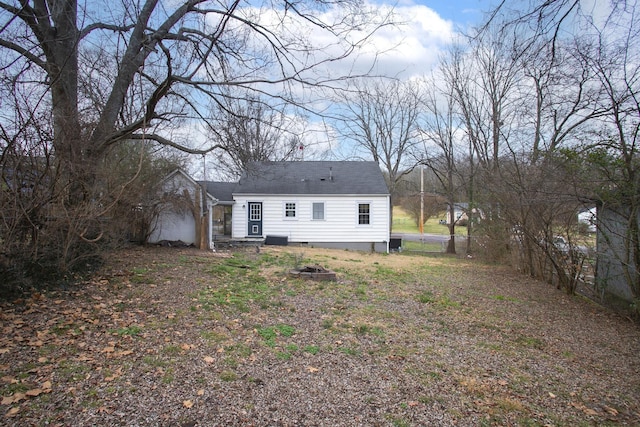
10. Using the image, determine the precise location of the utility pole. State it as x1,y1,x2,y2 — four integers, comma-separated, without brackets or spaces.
420,165,424,236
202,153,207,181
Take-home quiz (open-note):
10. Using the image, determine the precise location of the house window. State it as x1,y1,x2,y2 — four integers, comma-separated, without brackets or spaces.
250,204,261,221
358,203,370,225
312,202,325,220
284,202,296,218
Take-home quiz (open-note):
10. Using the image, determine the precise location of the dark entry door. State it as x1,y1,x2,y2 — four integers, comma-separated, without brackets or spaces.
247,202,262,236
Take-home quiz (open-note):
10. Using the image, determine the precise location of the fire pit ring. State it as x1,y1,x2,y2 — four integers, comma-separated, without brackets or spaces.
289,264,337,281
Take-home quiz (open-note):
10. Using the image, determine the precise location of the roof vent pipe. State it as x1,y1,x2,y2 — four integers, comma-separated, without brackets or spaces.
329,167,333,181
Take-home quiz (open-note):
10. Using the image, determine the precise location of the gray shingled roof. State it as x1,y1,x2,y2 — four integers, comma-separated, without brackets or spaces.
199,181,237,203
235,161,389,195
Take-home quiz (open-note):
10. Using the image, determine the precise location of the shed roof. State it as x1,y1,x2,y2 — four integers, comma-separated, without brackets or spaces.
163,169,217,203
199,181,236,204
234,161,389,196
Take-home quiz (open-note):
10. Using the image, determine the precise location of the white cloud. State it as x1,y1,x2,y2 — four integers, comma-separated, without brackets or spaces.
216,1,457,82
323,2,457,79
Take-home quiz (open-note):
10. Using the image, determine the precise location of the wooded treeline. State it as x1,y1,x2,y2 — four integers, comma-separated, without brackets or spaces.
340,1,639,305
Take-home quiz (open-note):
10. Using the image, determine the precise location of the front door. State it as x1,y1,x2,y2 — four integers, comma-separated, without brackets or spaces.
247,202,262,237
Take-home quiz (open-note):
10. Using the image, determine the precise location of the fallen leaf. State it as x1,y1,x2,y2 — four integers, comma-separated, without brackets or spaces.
604,405,619,416
41,381,52,391
548,392,556,399
203,356,215,364
2,393,26,405
197,389,205,396
497,380,508,386
5,406,20,417
183,400,194,408
306,366,320,373
26,388,43,397
102,346,115,353
408,401,419,407
180,343,193,351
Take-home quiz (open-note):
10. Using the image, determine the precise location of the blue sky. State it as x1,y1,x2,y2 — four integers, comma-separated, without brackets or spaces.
424,0,495,23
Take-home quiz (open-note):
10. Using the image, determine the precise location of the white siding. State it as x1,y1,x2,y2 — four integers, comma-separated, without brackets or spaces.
232,195,390,244
149,211,197,244
149,170,216,247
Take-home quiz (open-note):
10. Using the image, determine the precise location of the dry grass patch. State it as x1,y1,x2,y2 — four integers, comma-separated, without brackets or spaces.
0,245,638,426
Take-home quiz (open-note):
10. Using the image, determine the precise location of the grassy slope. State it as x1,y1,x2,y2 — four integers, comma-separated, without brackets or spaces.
0,246,638,426
393,206,459,252
392,206,449,235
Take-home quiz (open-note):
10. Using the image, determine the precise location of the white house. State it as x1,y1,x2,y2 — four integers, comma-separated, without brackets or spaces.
148,169,217,248
578,206,597,233
445,203,468,225
230,161,390,252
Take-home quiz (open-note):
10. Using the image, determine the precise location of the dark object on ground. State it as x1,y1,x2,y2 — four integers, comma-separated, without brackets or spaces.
289,264,337,281
265,235,288,246
156,240,192,247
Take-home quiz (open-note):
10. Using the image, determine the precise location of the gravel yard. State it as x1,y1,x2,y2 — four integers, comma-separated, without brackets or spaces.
1,245,639,426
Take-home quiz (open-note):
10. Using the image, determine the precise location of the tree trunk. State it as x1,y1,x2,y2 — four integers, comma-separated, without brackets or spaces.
446,203,456,254
45,0,85,202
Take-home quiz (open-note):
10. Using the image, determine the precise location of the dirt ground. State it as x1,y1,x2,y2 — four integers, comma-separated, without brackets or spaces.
1,245,639,426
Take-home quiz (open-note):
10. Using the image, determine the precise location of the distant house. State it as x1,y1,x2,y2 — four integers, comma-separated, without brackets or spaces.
230,161,390,252
578,206,597,233
148,169,217,248
445,203,468,225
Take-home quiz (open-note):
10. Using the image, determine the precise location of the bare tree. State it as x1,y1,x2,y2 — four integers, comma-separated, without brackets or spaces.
455,25,524,171
207,92,308,179
0,0,392,283
514,33,611,165
334,78,423,227
397,192,447,229
419,74,466,254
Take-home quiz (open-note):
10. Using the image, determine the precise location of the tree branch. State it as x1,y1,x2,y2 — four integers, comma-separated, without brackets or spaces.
128,133,222,155
0,38,46,68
